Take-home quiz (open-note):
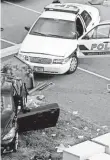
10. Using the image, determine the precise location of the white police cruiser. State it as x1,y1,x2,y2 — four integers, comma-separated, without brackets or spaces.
18,3,101,74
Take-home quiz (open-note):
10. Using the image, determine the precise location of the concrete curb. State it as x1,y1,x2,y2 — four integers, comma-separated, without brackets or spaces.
63,133,110,160
1,44,21,59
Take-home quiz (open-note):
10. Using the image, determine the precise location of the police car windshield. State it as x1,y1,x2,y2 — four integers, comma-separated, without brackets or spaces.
30,18,76,39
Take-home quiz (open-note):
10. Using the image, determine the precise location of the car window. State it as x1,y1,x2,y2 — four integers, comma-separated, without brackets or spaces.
82,28,95,39
81,10,92,27
30,18,77,39
83,24,110,39
76,17,84,37
93,24,110,39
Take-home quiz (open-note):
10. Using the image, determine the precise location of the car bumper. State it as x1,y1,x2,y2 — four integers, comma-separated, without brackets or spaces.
24,60,71,74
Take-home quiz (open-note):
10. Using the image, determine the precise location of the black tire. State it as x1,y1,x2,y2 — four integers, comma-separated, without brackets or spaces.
13,132,18,152
67,55,78,74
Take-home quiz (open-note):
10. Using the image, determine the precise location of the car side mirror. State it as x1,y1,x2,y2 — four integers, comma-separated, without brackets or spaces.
25,26,30,31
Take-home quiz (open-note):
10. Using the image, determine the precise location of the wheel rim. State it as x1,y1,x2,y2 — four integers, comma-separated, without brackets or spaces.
69,57,77,72
15,132,18,150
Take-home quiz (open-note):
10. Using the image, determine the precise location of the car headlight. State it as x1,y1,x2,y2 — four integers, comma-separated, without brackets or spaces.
18,52,30,61
24,55,30,61
53,57,70,64
18,53,25,60
3,128,15,141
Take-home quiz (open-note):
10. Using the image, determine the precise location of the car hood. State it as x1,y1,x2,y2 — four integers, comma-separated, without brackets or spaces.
1,111,14,137
20,35,78,57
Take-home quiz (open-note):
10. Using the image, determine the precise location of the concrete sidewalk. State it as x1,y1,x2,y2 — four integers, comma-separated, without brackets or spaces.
1,44,21,59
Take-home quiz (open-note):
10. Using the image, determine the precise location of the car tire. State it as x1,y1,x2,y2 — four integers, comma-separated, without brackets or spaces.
67,55,78,74
13,132,18,152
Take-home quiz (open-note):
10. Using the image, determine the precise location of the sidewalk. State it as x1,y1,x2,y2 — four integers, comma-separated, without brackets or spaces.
1,44,21,59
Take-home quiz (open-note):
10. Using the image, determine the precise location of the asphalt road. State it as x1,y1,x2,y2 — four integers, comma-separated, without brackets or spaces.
1,0,110,127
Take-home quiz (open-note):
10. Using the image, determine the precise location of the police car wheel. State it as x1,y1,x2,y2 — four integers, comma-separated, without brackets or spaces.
67,56,78,74
13,132,18,152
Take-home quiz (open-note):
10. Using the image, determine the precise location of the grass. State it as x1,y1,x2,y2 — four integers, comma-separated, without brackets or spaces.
2,108,108,160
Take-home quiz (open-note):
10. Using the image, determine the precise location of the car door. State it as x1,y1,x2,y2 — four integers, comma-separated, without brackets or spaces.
78,23,110,57
1,78,60,133
17,103,60,132
80,10,92,32
76,15,85,38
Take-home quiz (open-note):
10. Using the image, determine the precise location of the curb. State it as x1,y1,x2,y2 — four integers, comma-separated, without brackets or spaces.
1,44,21,59
63,132,110,160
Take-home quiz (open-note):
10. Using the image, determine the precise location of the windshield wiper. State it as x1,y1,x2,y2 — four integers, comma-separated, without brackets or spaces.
31,32,58,37
31,31,47,36
49,34,73,39
44,34,66,38
31,32,73,39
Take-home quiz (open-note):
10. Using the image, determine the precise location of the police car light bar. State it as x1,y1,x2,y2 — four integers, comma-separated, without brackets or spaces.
44,4,79,14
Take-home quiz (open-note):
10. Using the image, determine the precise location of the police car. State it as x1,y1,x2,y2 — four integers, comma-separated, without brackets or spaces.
18,3,101,74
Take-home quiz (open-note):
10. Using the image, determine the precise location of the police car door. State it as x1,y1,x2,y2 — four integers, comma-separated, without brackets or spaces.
78,23,110,57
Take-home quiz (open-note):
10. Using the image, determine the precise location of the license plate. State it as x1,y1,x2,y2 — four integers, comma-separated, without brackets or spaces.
34,67,44,72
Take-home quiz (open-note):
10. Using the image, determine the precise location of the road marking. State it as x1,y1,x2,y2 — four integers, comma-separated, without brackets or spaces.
78,67,110,81
0,38,17,45
4,1,41,14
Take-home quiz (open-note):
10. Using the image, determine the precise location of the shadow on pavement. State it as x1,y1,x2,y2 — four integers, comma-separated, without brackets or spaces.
34,73,55,81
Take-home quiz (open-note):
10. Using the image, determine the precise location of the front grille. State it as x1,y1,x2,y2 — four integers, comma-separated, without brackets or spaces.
30,57,52,64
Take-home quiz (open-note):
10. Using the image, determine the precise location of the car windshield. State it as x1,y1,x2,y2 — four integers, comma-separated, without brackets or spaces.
30,18,76,39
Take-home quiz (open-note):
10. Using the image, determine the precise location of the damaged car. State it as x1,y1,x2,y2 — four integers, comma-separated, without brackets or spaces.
1,81,18,154
1,78,60,154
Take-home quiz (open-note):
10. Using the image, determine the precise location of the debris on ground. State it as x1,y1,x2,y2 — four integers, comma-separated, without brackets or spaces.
26,95,45,109
1,27,4,31
72,126,79,130
78,135,84,140
38,82,54,91
83,126,88,131
55,144,69,153
51,133,56,137
2,109,109,160
97,128,101,132
72,111,79,116
101,125,108,131
36,95,45,101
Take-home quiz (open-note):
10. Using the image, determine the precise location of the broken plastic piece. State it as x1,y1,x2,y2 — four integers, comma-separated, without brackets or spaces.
56,144,67,153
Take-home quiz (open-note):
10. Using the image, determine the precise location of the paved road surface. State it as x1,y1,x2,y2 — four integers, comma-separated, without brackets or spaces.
1,41,13,49
1,0,110,127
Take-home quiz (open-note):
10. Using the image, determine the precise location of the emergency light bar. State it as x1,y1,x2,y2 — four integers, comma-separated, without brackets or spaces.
44,4,79,14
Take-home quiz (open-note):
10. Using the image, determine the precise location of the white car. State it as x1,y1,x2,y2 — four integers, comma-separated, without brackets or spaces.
18,3,100,74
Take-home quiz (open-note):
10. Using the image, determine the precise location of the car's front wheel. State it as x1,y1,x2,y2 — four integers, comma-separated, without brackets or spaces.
67,56,78,74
